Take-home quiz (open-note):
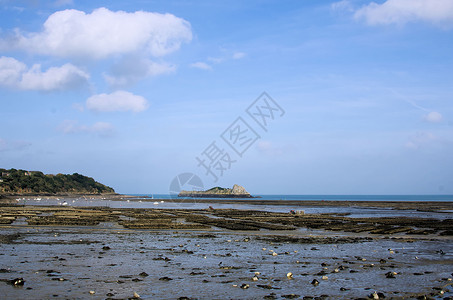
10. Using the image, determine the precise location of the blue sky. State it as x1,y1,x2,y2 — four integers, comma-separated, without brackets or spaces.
1,0,452,195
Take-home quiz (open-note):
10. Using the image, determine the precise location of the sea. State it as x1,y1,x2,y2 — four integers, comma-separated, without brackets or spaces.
132,194,453,202
11,194,453,219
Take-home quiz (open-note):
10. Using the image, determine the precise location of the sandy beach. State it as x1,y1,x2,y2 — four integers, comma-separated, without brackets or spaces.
0,199,452,299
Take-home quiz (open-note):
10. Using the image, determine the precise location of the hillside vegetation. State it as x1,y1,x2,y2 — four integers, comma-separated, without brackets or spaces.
0,168,115,195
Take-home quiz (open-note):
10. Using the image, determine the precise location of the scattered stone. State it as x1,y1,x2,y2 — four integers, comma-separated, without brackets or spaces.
159,276,173,281
8,278,25,286
385,272,396,278
282,294,300,299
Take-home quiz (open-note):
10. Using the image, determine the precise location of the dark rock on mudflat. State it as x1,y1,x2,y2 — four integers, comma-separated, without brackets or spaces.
10,278,25,286
282,294,300,299
159,276,173,281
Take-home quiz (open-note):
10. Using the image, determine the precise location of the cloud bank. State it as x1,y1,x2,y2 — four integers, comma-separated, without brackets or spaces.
86,90,149,113
354,0,453,27
7,7,192,59
59,120,115,137
0,56,89,91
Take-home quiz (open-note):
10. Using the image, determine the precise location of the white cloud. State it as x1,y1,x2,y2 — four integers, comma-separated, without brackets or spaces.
104,56,175,88
59,120,115,137
0,56,89,91
8,7,192,59
424,111,443,123
86,90,149,113
0,56,26,87
354,0,453,27
232,52,246,59
190,62,212,70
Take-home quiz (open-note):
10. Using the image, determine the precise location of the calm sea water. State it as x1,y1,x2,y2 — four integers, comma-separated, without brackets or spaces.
131,194,453,202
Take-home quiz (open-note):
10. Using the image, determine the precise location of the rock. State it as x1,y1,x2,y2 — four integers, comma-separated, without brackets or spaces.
264,293,277,299
159,276,173,281
139,272,149,277
385,272,396,278
133,291,140,298
282,294,300,299
89,291,95,295
102,246,111,250
252,276,259,281
241,283,250,289
311,279,319,286
9,278,25,286
322,276,328,280
287,272,293,279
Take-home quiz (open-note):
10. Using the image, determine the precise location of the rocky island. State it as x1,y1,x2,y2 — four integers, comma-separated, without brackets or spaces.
178,184,256,198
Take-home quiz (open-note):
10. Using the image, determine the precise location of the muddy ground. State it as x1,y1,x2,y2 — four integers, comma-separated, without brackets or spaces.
0,203,452,299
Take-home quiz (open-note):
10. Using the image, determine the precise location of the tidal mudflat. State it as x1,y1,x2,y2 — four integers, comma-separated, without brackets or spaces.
0,203,452,299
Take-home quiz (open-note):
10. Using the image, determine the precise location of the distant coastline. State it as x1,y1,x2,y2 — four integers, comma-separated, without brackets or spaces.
0,168,115,196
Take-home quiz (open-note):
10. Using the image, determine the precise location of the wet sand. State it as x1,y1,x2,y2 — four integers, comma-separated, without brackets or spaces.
0,202,452,299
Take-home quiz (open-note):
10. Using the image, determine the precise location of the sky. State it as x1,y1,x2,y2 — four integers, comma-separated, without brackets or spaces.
1,0,452,195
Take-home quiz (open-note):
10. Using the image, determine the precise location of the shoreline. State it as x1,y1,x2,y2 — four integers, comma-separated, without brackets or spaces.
0,203,452,299
2,194,453,211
